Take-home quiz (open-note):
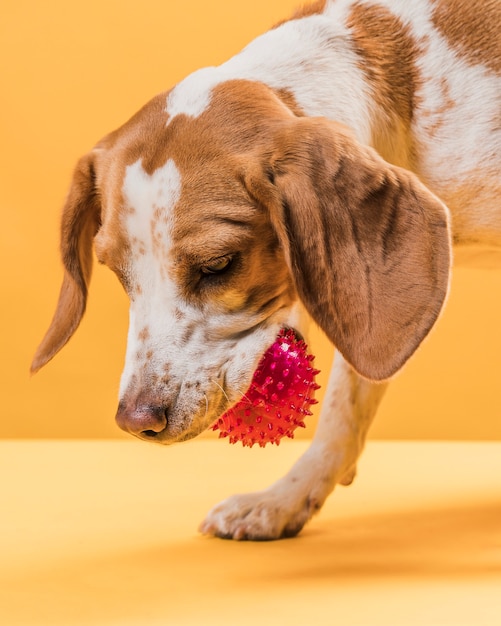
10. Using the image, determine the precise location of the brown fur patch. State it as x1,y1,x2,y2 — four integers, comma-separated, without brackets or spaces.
346,2,422,168
138,326,150,343
419,76,456,138
431,0,501,75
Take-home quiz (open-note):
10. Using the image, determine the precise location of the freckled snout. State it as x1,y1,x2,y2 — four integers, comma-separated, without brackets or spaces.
115,400,168,440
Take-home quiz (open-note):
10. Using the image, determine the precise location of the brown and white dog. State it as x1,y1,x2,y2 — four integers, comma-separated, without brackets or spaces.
32,0,500,540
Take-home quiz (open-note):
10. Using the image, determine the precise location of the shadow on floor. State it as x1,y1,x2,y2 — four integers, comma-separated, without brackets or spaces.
2,497,500,625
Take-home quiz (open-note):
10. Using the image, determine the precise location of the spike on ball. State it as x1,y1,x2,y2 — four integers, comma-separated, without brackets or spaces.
211,329,320,447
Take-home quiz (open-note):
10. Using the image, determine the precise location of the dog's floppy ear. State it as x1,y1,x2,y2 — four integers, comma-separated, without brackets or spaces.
244,117,451,381
31,151,102,373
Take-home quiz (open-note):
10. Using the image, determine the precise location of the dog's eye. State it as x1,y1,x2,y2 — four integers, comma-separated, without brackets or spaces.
201,255,233,275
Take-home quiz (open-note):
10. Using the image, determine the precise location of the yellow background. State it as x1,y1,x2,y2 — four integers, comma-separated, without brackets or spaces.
1,0,500,440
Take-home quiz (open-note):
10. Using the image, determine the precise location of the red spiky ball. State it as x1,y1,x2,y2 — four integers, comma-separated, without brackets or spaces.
212,329,320,447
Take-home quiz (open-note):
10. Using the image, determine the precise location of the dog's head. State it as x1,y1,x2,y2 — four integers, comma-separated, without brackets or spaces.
32,79,451,443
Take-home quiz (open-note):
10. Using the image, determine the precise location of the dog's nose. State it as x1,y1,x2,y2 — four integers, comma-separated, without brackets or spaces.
115,403,168,438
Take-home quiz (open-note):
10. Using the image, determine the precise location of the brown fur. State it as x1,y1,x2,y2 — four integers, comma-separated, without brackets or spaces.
431,0,501,75
346,2,422,169
31,153,101,373
419,76,456,139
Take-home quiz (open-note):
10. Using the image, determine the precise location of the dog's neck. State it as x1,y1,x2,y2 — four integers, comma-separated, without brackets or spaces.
166,15,374,146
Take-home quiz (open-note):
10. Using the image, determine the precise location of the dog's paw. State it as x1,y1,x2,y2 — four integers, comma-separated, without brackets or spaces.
199,490,320,541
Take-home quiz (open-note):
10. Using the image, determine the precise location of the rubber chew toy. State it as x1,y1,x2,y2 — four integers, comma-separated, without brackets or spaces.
212,329,320,447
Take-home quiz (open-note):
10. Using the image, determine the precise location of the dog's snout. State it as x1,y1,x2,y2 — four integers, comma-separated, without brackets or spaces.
115,402,168,439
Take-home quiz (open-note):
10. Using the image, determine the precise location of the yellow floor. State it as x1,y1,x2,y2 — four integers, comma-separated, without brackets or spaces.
1,440,500,626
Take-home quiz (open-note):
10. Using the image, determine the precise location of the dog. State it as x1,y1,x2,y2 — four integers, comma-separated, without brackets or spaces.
32,0,500,540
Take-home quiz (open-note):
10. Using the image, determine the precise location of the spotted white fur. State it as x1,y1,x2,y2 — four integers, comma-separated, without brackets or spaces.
119,159,181,396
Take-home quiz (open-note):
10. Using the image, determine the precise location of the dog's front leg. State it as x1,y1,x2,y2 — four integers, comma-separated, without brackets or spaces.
200,352,388,540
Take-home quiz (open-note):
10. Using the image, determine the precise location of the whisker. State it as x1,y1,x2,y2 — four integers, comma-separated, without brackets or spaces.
213,380,231,405
212,378,253,410
238,387,253,404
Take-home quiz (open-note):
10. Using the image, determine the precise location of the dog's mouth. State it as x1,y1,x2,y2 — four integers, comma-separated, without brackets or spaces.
134,327,309,446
